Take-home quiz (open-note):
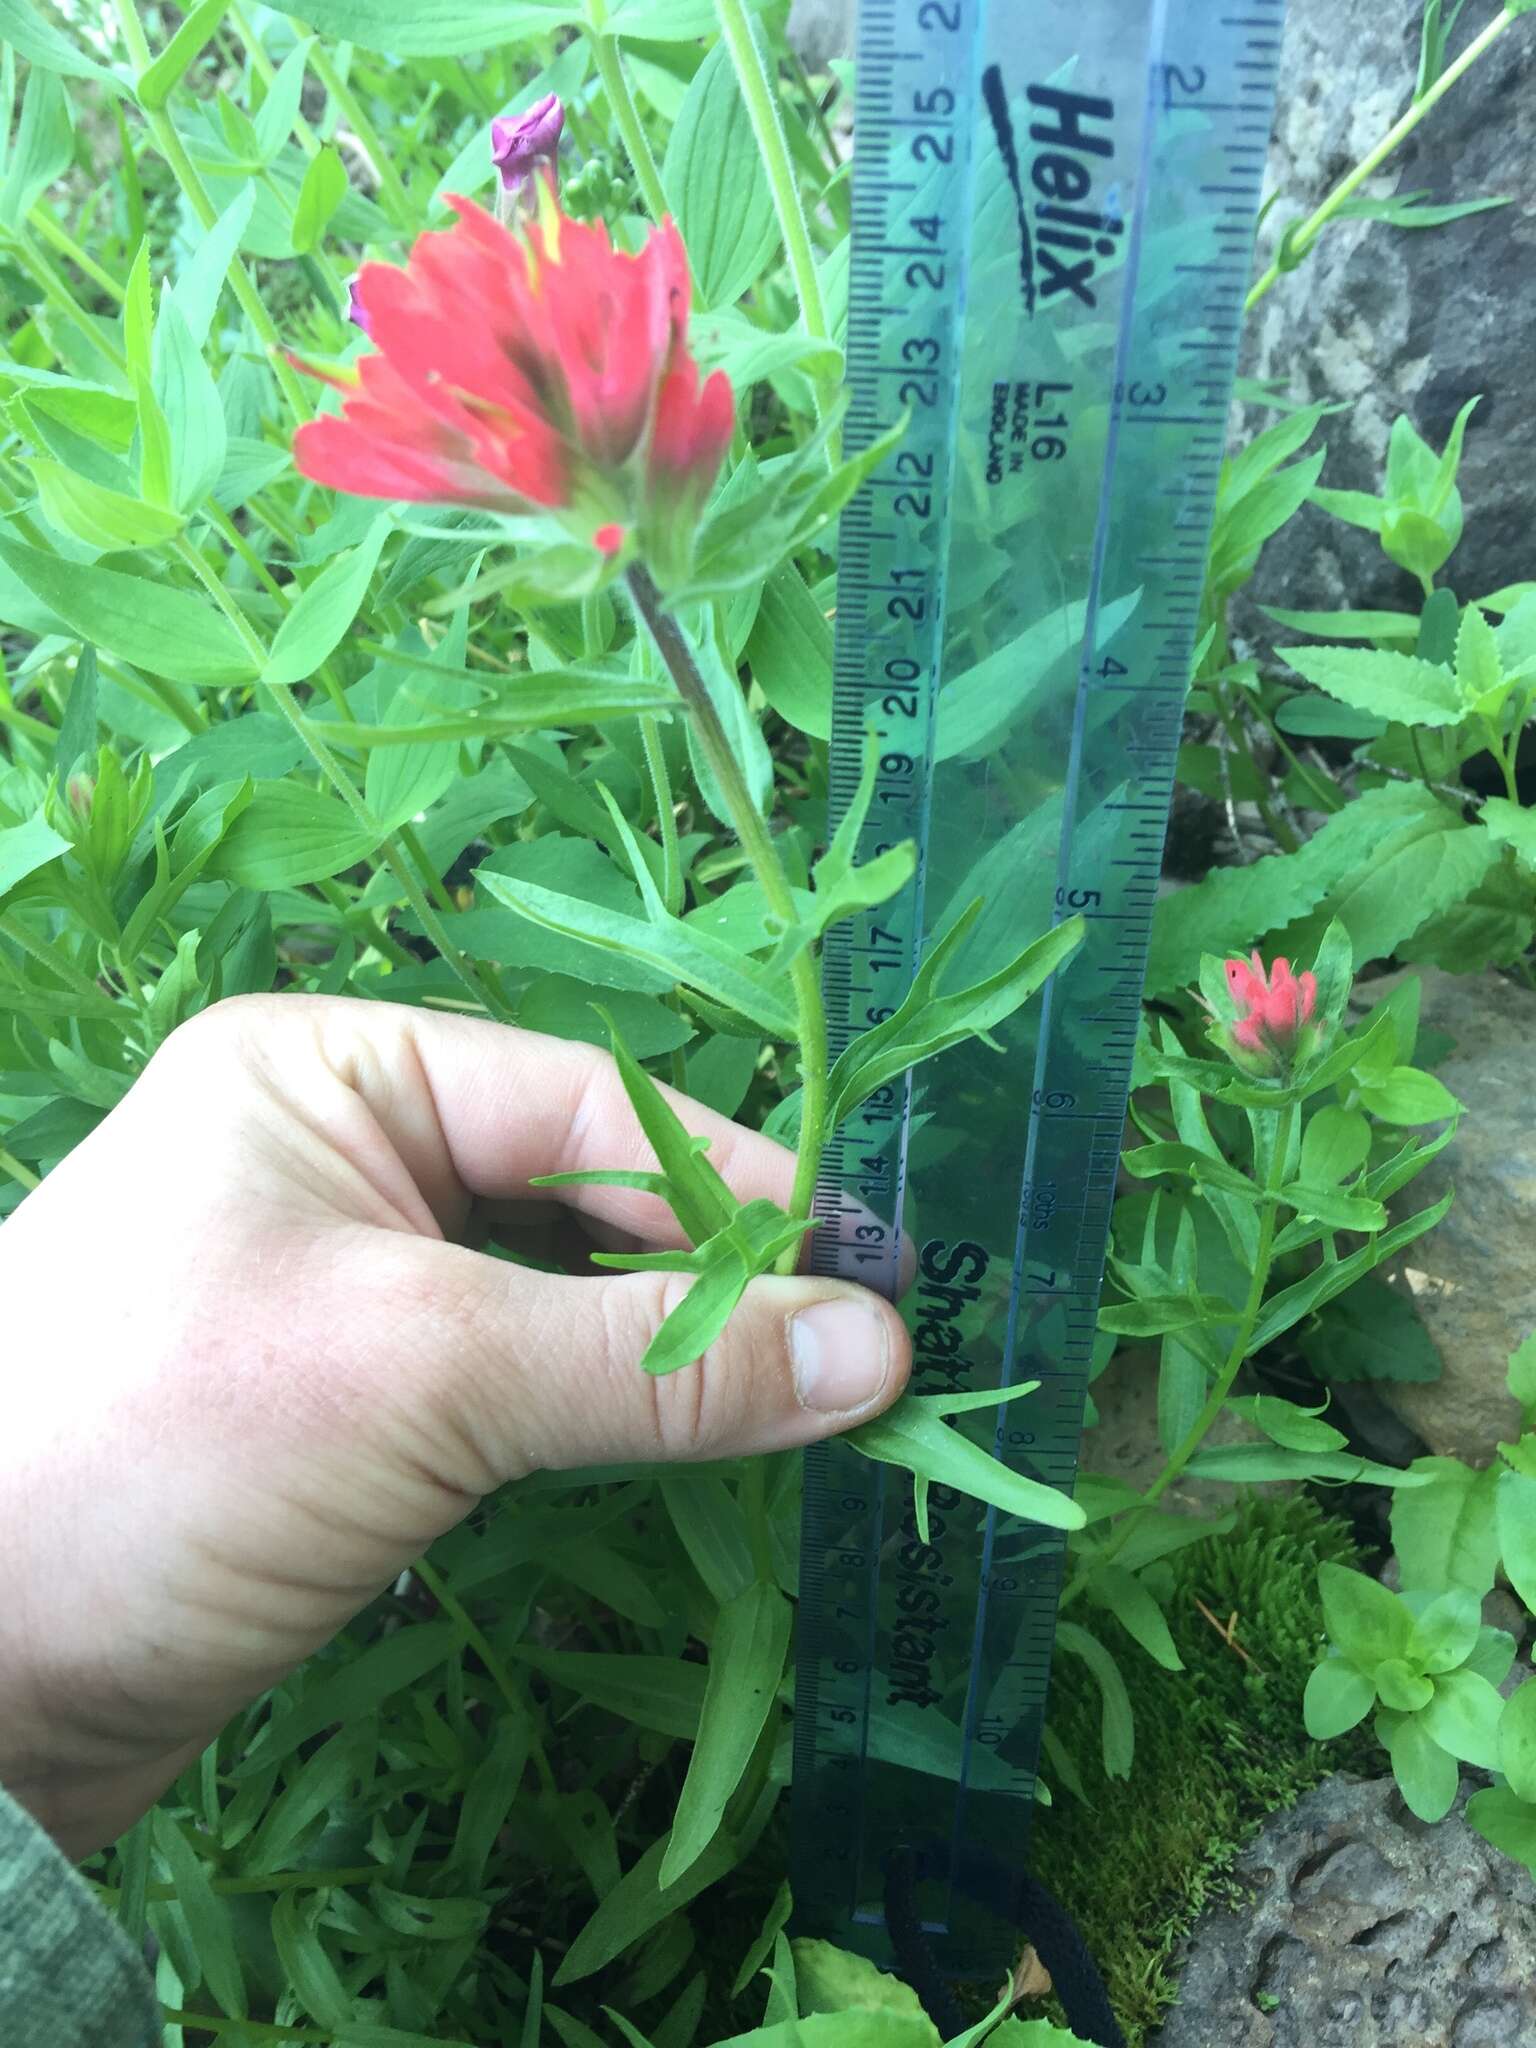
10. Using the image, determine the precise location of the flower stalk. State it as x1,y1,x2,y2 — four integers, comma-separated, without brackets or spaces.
1141,1099,1296,1508
1246,4,1524,311
712,0,836,427
625,564,829,1266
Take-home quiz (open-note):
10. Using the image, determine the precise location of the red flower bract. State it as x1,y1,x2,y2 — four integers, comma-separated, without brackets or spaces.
1216,949,1320,1075
291,194,734,570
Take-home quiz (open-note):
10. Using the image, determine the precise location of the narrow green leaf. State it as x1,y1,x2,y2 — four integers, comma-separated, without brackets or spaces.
27,457,185,553
1497,1468,1536,1613
0,0,116,83
263,520,390,684
1500,1684,1536,1804
850,1392,1084,1533
0,66,73,229
0,814,70,897
824,911,1083,1130
476,873,799,1039
292,143,348,254
1055,1623,1134,1779
661,1582,791,1886
510,1649,705,1741
0,536,255,686
270,1888,354,2030
1087,1563,1183,1672
152,1809,247,2017
153,287,227,510
137,0,229,110
662,37,777,310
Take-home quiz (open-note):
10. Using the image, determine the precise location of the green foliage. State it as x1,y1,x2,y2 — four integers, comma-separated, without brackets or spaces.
6,1,1536,2042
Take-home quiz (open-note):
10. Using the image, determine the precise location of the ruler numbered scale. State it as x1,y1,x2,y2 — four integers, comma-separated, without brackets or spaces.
791,0,1286,1978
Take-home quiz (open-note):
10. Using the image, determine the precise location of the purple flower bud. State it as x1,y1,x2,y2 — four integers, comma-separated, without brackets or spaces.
345,272,372,337
491,93,564,200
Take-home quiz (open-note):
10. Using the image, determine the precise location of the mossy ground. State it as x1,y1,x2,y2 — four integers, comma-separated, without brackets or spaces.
1028,1493,1379,2044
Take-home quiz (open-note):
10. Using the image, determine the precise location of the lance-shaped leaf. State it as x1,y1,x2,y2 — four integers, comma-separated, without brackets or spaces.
660,1581,791,1887
476,874,798,1039
849,1383,1083,1539
823,908,1084,1134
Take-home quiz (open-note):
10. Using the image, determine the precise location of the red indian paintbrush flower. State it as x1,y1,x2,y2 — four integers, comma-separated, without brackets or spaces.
1213,950,1321,1076
291,188,734,579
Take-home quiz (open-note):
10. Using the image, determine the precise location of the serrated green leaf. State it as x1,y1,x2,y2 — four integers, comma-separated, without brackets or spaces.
1281,645,1466,727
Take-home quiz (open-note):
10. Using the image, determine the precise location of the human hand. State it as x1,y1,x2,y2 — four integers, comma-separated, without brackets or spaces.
0,996,909,1861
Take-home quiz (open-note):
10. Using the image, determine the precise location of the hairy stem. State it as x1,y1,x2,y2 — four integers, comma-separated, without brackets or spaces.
307,41,419,233
625,565,828,1261
589,32,670,226
1246,5,1523,311
712,0,835,422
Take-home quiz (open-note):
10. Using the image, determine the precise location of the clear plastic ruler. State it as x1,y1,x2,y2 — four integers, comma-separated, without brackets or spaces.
791,0,1287,1977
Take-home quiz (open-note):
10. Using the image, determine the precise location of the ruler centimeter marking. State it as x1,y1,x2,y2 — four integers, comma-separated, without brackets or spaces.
791,0,1286,1980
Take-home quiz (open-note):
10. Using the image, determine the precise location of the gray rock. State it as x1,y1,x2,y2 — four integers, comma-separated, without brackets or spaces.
1152,1775,1536,2047
1242,0,1536,612
1350,968,1536,1463
786,0,854,65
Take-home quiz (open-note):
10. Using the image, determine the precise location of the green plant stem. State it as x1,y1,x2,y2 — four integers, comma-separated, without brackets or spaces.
625,565,828,1259
712,0,835,424
9,225,126,373
114,0,313,422
0,1145,40,1192
1246,5,1522,311
169,535,509,1019
588,31,670,226
0,912,112,1002
411,1558,555,1793
27,203,126,303
640,715,684,916
306,41,418,232
226,0,323,159
1212,683,1298,852
1143,1100,1297,1509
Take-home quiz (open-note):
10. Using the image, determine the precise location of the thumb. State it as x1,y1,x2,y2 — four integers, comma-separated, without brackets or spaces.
385,1239,912,1480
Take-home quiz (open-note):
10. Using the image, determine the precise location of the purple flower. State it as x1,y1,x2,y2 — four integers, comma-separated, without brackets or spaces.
345,271,372,336
491,93,564,204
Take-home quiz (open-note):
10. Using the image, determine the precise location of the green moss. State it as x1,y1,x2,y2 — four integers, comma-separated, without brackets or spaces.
1029,1494,1379,2044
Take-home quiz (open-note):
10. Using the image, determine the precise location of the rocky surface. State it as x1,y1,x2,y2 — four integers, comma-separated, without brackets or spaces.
786,0,853,65
1085,1348,1281,1516
1242,0,1535,613
1152,1775,1536,2047
1352,968,1536,1464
